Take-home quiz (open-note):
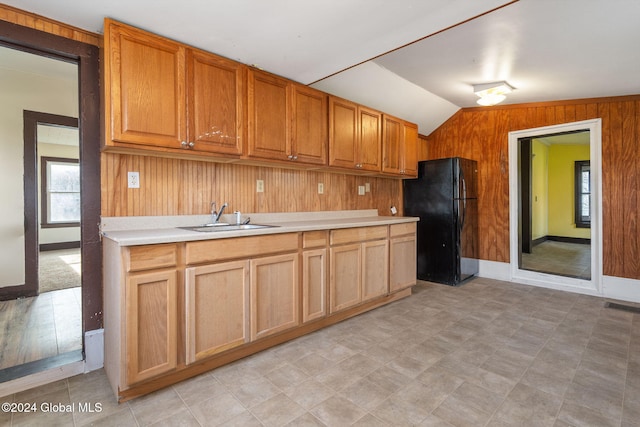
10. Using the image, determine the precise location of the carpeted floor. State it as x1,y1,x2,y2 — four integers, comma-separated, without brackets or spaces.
39,248,81,293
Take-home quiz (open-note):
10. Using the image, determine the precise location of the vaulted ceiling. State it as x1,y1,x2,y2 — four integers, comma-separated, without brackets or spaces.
4,0,640,135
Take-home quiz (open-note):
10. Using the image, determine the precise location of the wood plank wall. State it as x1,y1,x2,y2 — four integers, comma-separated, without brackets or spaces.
425,95,640,280
101,153,404,218
0,4,101,47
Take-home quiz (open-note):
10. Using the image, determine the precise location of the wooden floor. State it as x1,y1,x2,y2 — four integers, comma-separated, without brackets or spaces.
0,287,82,371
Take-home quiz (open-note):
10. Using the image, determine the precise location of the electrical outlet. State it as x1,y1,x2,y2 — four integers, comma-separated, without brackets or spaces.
256,179,264,193
127,171,140,189
365,182,371,193
318,183,324,194
358,185,365,196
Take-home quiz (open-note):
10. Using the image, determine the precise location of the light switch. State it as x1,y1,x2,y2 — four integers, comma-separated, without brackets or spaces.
256,179,264,193
358,185,365,195
318,183,324,194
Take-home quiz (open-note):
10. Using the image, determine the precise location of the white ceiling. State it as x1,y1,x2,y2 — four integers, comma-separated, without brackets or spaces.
4,0,640,135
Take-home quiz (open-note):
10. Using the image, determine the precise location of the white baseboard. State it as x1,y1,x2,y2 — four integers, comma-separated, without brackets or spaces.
84,328,104,372
478,259,511,281
602,275,640,303
478,260,640,303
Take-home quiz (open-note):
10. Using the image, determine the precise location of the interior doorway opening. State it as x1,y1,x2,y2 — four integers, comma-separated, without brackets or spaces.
518,130,591,280
0,50,83,380
508,119,602,294
0,19,100,393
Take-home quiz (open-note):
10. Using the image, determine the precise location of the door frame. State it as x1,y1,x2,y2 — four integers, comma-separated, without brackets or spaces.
508,119,602,294
26,111,79,297
0,21,102,334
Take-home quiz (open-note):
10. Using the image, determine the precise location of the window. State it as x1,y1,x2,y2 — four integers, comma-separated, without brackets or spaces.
575,160,590,228
41,157,80,227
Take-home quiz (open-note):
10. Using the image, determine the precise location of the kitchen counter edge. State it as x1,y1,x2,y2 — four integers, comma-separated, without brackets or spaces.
102,215,419,246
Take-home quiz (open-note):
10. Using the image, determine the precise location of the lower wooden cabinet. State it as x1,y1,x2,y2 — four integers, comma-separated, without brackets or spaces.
125,269,178,384
390,223,417,292
250,253,299,340
329,226,389,314
302,247,327,322
104,222,416,401
185,260,249,364
362,239,389,302
330,243,362,312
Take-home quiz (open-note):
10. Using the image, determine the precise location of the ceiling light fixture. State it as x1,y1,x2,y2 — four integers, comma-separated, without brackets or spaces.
473,81,514,106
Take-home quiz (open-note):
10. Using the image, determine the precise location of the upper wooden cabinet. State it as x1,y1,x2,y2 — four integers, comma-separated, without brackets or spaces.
382,114,418,178
104,19,244,156
187,50,245,155
105,20,186,149
291,84,328,165
104,19,420,176
247,70,328,165
246,69,291,161
329,97,382,172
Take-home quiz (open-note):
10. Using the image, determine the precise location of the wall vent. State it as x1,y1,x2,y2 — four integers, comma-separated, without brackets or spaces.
604,302,640,314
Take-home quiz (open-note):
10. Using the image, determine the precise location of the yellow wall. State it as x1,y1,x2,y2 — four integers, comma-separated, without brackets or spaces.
531,140,549,240
548,144,591,239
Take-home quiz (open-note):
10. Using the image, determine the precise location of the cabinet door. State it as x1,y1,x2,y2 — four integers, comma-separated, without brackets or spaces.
361,239,389,302
402,122,419,177
329,97,358,169
292,84,328,165
187,50,245,155
250,253,299,340
358,106,382,172
185,261,249,364
126,269,177,384
382,114,403,175
329,243,362,313
106,20,186,148
247,70,291,160
390,235,417,292
302,248,327,323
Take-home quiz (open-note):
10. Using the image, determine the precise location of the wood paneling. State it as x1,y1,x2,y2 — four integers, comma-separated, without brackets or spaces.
0,4,101,46
425,95,640,280
101,153,404,217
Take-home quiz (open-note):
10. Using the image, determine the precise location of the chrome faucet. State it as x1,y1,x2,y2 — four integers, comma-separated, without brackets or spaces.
210,201,228,223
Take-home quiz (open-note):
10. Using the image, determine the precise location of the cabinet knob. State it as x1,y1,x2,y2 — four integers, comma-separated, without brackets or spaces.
293,156,298,160
288,155,293,160
181,141,188,148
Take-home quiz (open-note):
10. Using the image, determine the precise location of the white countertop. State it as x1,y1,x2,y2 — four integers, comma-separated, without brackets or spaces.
101,210,419,246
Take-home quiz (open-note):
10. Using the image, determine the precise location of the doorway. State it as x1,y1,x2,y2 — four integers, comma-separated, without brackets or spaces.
518,130,591,280
0,20,101,389
508,119,602,294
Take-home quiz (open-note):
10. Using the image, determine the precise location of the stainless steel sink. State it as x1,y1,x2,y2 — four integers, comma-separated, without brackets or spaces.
178,223,277,232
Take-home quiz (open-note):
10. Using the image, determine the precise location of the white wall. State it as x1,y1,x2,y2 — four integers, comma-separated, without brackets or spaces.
0,65,77,288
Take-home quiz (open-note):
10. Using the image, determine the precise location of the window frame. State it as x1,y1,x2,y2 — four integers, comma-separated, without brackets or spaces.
574,160,591,229
41,156,80,228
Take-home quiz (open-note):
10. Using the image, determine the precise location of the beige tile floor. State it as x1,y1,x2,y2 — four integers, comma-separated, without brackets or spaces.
521,241,591,280
1,278,638,426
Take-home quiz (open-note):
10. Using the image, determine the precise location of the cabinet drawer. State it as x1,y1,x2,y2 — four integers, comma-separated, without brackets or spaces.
330,226,387,246
127,244,178,272
389,222,416,238
186,233,299,265
303,231,328,248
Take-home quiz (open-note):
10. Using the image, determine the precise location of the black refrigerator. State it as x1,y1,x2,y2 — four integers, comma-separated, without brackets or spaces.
403,158,479,285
